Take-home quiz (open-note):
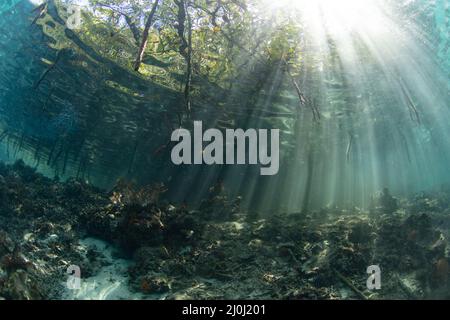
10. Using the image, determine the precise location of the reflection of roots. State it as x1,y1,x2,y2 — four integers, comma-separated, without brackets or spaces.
0,130,8,143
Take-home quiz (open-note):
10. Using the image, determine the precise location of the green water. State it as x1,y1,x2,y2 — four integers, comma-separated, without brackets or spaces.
0,0,448,211
0,0,450,302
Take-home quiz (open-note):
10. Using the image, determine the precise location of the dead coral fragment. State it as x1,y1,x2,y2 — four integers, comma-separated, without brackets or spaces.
112,179,167,207
2,270,43,300
1,248,34,274
370,188,398,215
433,258,449,284
139,273,171,294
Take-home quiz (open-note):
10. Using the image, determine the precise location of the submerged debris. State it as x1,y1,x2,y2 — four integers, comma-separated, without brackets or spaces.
0,160,449,299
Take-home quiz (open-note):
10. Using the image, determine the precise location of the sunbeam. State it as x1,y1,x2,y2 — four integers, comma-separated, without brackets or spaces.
0,0,449,301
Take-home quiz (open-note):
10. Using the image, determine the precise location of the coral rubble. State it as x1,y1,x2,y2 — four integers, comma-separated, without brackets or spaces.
0,160,449,299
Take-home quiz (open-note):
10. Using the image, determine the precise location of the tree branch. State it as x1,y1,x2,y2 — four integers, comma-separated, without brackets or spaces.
123,14,141,46
174,0,193,116
133,0,160,71
91,3,141,46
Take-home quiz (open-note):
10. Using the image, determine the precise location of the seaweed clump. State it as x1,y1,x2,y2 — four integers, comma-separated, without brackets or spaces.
82,179,207,252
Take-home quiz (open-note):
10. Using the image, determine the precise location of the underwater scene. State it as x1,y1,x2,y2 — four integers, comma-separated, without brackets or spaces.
0,0,449,301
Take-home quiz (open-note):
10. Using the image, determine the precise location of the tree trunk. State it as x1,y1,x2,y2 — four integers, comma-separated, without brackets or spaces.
133,0,160,71
175,0,193,116
124,15,141,47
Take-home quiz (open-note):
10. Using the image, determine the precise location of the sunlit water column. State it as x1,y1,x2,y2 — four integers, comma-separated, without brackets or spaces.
259,0,450,210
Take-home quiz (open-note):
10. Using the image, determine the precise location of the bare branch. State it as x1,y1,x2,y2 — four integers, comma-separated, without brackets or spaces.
133,0,160,71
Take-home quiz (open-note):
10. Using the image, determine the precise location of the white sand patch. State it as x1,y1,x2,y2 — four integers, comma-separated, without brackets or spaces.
62,237,145,300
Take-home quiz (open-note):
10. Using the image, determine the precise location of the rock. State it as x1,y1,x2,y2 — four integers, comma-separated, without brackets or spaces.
3,270,43,300
248,239,263,249
139,273,171,294
370,188,398,215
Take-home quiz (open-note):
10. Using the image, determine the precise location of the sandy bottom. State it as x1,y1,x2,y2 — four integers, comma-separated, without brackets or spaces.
61,238,145,300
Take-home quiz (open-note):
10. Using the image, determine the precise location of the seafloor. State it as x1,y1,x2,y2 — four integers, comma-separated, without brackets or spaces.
0,160,449,300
